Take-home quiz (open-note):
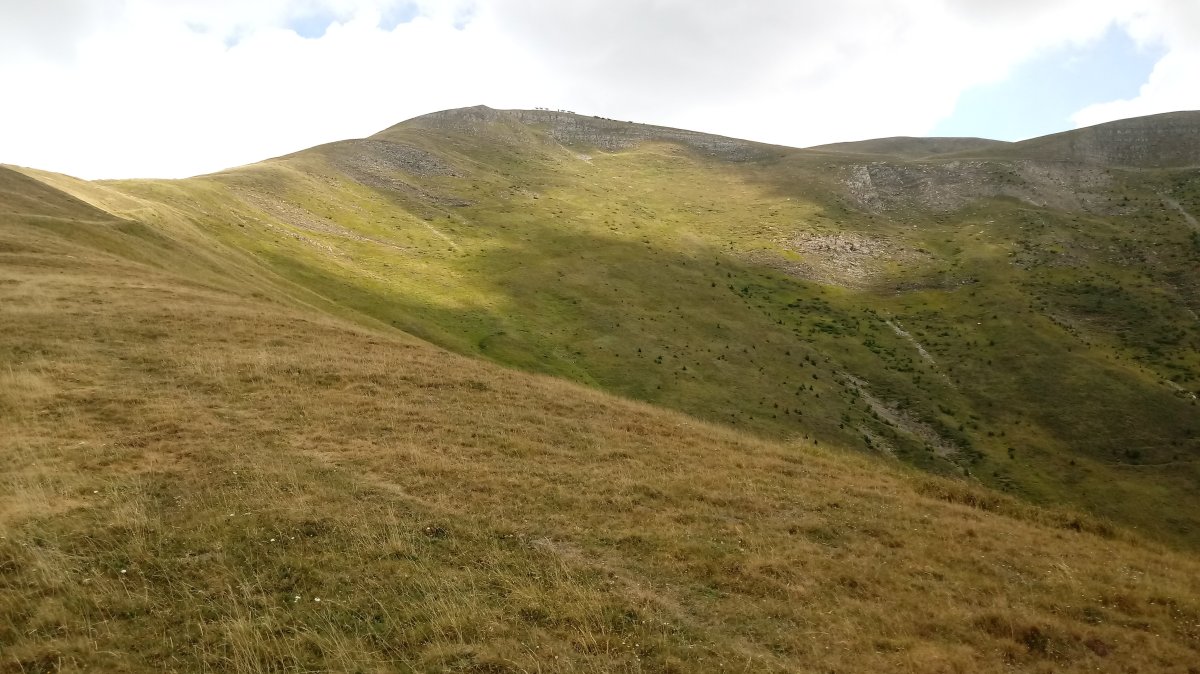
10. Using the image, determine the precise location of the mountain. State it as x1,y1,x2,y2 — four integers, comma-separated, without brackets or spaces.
227,106,1200,543
808,136,1010,159
2,107,1200,672
992,111,1200,167
388,105,777,159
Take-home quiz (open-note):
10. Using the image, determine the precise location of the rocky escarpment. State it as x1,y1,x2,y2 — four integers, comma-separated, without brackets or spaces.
840,159,1114,214
315,139,463,182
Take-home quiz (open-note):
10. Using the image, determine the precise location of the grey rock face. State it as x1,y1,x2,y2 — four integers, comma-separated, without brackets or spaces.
318,139,471,208
841,159,1113,213
337,139,461,178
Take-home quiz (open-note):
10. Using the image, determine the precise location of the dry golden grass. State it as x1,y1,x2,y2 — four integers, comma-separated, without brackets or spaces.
2,189,1200,672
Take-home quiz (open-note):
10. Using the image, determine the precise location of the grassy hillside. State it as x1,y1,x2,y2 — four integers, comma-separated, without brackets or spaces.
979,111,1200,168
19,107,1195,549
807,136,1009,159
3,160,1200,672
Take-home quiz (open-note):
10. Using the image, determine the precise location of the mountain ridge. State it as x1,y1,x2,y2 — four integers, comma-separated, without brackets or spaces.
807,136,1011,159
372,104,1200,167
996,110,1200,167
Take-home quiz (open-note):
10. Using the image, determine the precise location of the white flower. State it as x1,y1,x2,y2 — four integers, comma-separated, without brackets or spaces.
120,569,127,574
314,598,321,602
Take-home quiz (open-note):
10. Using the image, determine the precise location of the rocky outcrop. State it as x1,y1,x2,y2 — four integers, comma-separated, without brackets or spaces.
325,139,461,178
840,159,1113,213
313,139,472,209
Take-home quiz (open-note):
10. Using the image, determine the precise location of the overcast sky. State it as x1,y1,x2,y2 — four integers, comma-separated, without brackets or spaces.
1,0,1197,179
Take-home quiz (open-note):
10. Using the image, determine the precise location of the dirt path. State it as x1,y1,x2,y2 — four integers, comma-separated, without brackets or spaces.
886,319,957,387
842,373,959,458
238,190,419,254
886,319,936,365
1163,196,1199,231
1165,379,1198,400
421,220,459,250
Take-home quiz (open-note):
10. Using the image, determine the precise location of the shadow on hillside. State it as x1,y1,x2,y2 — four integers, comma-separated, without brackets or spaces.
222,167,1200,550
277,214,1197,452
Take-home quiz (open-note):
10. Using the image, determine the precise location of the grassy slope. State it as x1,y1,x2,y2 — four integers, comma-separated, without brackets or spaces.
43,109,1198,548
3,165,1200,673
806,136,1009,159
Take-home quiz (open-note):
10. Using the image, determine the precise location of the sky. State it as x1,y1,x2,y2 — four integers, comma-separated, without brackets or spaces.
0,0,1197,179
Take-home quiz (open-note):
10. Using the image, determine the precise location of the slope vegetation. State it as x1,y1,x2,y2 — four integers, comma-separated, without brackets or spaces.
3,157,1200,672
807,136,1009,159
986,111,1200,168
25,106,1196,548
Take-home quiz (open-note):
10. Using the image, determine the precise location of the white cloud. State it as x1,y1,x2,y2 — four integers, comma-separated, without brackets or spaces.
484,0,1142,145
0,0,546,178
0,0,122,62
1072,1,1200,128
0,0,1191,178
